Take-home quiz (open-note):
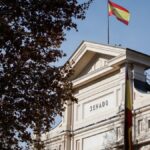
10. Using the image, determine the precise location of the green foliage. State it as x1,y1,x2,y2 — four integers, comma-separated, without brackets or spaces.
0,0,93,149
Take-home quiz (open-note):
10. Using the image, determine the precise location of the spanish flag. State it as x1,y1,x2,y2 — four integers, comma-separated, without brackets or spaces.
108,0,130,25
124,64,133,150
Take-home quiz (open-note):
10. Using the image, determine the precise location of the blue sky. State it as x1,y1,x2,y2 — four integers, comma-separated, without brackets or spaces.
60,0,150,64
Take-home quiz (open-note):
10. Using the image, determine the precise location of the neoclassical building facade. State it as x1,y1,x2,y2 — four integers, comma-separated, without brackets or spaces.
41,41,150,150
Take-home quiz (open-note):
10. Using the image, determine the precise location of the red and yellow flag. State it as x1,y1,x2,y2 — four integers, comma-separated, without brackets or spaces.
108,0,130,25
124,64,133,150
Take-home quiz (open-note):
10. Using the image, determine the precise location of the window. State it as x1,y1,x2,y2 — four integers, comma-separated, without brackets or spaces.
76,140,80,150
58,145,61,150
148,120,150,129
116,127,122,140
138,119,143,134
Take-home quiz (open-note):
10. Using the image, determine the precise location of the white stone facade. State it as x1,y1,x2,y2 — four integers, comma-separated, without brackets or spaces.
42,41,150,150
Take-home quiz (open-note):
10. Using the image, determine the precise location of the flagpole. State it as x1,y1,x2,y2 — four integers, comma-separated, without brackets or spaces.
124,63,128,150
124,63,133,150
107,0,110,44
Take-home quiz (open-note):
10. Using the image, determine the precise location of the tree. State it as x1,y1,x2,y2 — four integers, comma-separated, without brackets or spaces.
0,0,93,149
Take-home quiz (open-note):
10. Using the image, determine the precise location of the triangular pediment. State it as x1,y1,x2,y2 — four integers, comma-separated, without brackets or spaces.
78,53,113,77
69,41,126,80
